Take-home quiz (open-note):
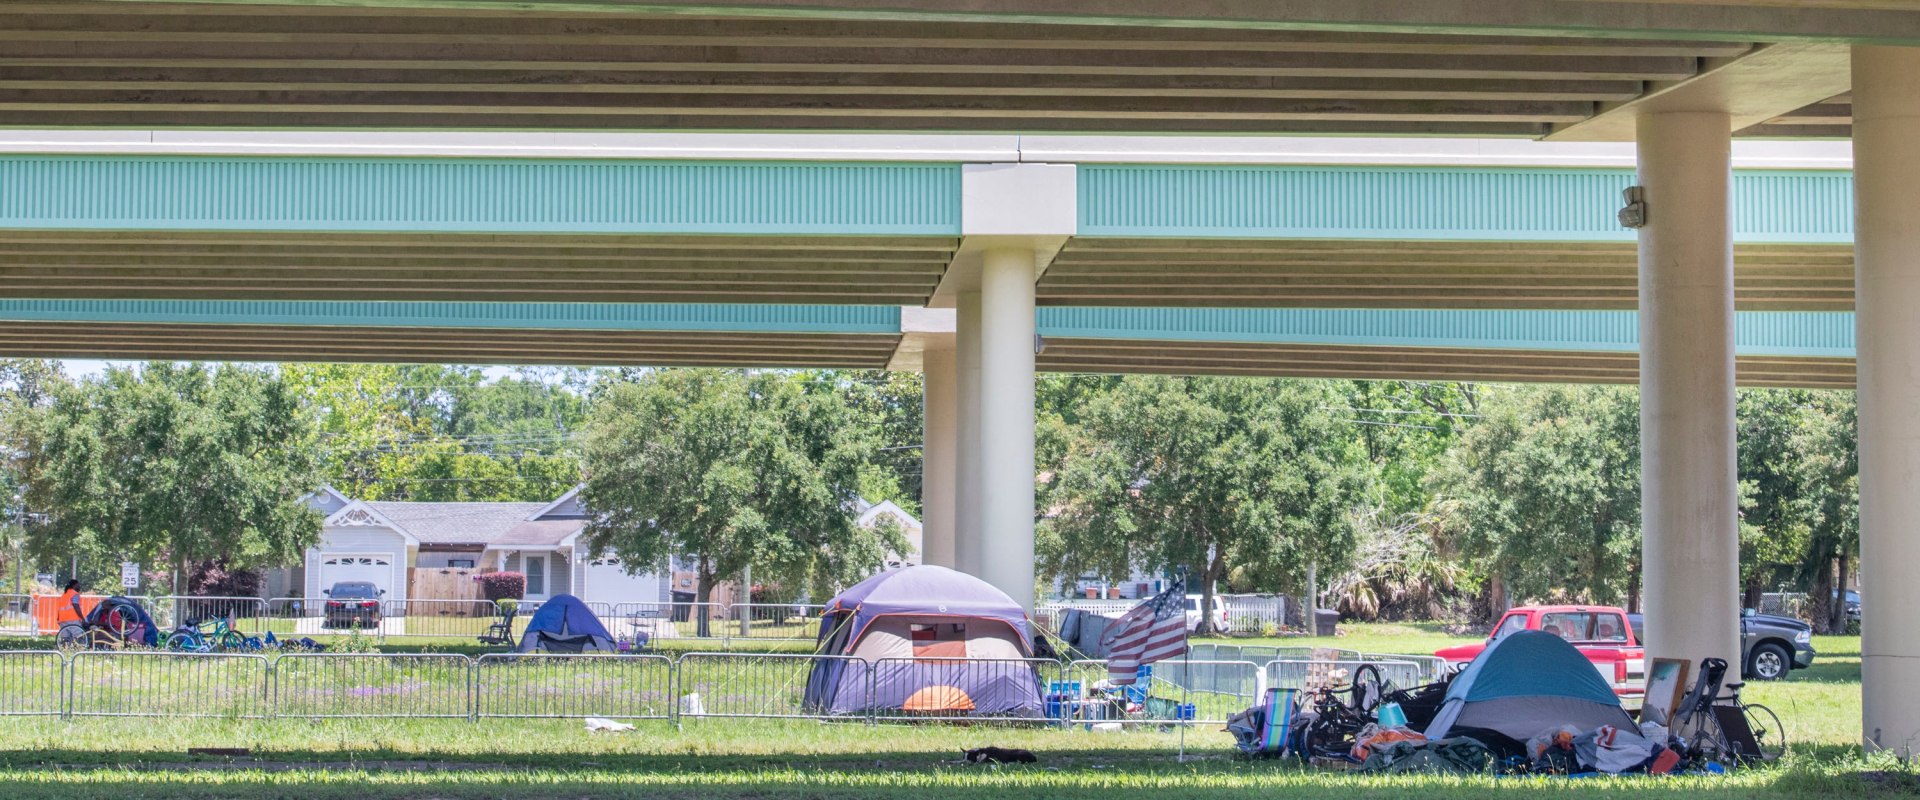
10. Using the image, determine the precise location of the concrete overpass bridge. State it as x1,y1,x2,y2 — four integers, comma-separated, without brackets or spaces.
3,0,1918,750
0,147,1859,388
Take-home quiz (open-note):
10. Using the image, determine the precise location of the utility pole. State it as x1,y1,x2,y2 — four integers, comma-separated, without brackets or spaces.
739,563,752,637
8,493,20,595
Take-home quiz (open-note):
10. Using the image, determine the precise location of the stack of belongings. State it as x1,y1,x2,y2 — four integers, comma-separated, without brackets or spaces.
1227,688,1299,757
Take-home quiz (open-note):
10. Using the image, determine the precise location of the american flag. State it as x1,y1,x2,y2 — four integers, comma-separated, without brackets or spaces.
1100,577,1189,685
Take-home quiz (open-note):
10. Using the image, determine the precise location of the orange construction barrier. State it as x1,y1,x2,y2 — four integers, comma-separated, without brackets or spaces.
34,594,103,636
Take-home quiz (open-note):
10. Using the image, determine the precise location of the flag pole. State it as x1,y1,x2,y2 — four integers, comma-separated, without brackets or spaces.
1177,569,1191,763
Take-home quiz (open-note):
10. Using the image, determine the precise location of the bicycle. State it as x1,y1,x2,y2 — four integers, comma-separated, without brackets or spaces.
1293,663,1391,760
1674,657,1786,766
165,616,248,653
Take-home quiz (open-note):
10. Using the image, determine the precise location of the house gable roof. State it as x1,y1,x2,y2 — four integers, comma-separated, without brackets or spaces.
526,484,586,521
323,500,417,546
362,500,550,546
303,485,353,515
493,519,587,549
857,499,921,531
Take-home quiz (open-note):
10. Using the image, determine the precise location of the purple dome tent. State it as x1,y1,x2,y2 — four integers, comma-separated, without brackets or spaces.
803,565,1044,718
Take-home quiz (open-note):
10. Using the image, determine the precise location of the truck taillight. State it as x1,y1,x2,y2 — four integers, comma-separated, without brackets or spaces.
1615,659,1628,685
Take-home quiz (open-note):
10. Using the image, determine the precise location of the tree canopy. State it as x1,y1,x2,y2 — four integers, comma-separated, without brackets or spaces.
1427,385,1641,609
1038,376,1370,632
578,369,904,633
283,363,586,502
16,363,323,588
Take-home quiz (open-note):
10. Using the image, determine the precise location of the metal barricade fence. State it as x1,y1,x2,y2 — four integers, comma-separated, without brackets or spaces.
726,603,825,640
262,597,338,640
1356,652,1447,682
1058,659,1257,726
675,651,850,720
0,651,64,716
0,594,35,636
68,651,270,718
868,657,1061,725
609,601,727,642
1262,659,1428,693
382,599,500,639
273,653,474,718
158,596,270,638
474,653,674,721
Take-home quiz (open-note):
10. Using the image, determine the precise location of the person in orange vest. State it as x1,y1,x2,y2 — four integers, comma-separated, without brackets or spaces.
55,580,84,627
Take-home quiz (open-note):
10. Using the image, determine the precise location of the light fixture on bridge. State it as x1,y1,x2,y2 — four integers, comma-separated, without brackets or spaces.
1618,186,1649,229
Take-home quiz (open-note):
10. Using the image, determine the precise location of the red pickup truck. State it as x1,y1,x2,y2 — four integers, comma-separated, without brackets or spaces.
1435,605,1645,696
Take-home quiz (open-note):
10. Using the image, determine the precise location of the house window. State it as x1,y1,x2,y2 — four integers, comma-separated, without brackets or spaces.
525,556,546,596
447,559,474,569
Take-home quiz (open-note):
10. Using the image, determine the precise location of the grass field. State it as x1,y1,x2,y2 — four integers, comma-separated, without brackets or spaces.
0,623,1887,799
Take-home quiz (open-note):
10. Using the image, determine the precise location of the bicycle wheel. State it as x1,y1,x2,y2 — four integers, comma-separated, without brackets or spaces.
1683,708,1735,767
165,631,203,653
217,631,247,651
1743,703,1786,762
1350,664,1386,715
55,623,84,647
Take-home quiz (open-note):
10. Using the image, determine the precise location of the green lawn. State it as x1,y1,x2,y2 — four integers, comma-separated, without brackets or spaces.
0,624,1882,799
0,715,1904,800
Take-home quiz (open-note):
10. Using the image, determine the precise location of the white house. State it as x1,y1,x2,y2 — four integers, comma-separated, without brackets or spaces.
856,498,924,569
274,485,670,608
272,486,921,606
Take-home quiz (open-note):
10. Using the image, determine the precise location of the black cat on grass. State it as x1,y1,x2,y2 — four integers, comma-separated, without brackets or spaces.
964,747,1038,764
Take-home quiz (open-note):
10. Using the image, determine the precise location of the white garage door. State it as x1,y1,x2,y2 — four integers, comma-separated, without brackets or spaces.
317,554,394,597
584,557,660,607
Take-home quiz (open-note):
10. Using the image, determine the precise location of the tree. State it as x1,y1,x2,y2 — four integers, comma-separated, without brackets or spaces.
797,369,924,515
1736,389,1825,610
16,363,323,588
1038,376,1371,634
1343,381,1480,515
282,363,586,502
1786,392,1857,633
578,370,903,636
1430,385,1641,610
0,360,64,591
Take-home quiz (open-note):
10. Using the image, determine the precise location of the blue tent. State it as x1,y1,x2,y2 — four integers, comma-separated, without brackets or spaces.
516,594,615,654
1424,630,1635,741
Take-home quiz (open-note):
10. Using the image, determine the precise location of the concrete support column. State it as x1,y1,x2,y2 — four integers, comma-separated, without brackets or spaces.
953,290,984,577
1636,110,1741,675
1853,45,1920,754
977,247,1037,610
920,344,957,569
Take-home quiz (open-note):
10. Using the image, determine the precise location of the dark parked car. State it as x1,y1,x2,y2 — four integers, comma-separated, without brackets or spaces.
322,581,385,629
1626,611,1814,681
1837,589,1862,623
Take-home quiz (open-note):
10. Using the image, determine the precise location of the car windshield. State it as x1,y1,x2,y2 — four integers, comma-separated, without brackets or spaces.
330,582,379,599
1540,612,1595,642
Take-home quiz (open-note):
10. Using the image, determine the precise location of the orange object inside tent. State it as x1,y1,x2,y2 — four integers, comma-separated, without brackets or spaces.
903,685,976,713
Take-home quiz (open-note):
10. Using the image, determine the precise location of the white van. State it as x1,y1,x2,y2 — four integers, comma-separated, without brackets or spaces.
1184,594,1231,633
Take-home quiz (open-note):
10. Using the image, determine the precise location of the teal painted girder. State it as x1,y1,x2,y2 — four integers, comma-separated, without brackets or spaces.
0,300,902,334
1078,165,1854,244
0,156,961,235
1036,308,1856,358
0,300,1853,358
